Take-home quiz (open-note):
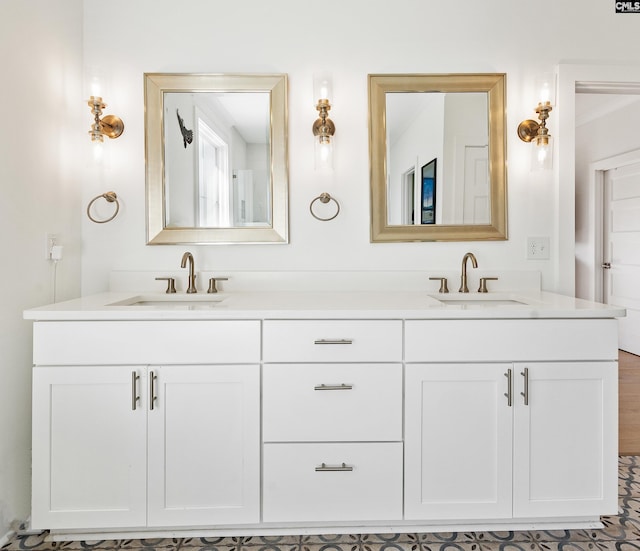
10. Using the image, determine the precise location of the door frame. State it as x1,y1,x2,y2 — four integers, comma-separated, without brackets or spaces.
401,165,416,225
558,63,640,296
588,149,640,302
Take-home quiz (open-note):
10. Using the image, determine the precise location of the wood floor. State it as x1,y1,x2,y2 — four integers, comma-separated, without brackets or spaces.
620,349,640,455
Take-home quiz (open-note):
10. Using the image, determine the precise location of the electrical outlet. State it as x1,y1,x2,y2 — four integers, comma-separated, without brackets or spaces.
527,236,550,260
45,233,58,260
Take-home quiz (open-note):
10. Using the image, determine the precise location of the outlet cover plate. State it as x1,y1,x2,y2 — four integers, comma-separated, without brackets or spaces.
45,233,58,260
527,236,550,260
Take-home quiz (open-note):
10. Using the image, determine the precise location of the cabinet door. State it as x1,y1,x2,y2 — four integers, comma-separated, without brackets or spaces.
147,364,260,526
513,362,618,518
405,363,513,520
32,366,147,529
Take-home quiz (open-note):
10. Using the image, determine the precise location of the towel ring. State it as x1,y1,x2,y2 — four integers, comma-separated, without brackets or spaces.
87,191,120,224
310,192,340,221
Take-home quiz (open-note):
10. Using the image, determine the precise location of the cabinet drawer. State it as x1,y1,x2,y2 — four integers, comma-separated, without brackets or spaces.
405,319,618,362
263,320,402,362
263,442,402,522
33,320,260,365
263,363,402,442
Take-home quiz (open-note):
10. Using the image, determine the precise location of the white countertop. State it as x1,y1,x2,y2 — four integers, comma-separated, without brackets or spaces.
23,290,626,321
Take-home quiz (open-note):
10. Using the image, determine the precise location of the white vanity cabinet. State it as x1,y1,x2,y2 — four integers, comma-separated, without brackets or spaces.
261,320,404,522
31,321,261,530
404,320,619,522
25,291,623,536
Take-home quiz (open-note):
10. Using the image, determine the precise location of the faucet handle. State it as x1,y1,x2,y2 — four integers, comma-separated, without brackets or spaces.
478,277,498,293
429,277,449,294
207,277,229,294
155,277,177,294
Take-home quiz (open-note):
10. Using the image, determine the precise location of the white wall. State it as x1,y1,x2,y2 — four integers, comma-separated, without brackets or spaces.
0,0,83,539
80,0,640,295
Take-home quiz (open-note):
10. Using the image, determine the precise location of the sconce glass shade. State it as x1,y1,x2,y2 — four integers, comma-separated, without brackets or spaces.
92,140,105,162
531,134,553,171
313,73,333,103
314,135,333,170
536,73,556,106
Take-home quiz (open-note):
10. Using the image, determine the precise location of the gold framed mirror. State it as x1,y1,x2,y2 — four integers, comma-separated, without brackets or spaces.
145,73,289,244
368,73,507,242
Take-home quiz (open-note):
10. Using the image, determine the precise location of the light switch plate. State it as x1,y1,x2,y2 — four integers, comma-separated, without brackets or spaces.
527,236,550,260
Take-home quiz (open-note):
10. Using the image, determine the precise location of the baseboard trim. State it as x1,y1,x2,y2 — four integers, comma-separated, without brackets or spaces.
0,529,16,548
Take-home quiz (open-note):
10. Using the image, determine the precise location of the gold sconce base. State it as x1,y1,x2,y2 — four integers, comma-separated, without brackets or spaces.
517,119,540,143
518,102,552,143
99,114,125,139
312,98,335,142
88,96,124,142
312,118,335,139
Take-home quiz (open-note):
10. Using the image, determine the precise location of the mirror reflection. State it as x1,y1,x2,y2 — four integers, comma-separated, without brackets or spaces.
369,73,507,242
164,92,271,229
145,73,289,245
386,92,489,226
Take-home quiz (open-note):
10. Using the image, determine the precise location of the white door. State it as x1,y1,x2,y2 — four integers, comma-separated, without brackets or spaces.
147,364,260,526
404,364,513,520
233,169,254,226
31,366,147,529
513,362,618,518
463,145,490,224
603,162,640,355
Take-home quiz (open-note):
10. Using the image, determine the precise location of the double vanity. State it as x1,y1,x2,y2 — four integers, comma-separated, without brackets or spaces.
24,276,624,539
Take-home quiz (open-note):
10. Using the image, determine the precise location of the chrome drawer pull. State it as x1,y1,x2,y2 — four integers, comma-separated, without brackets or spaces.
149,371,158,411
504,369,512,407
314,383,353,391
313,339,353,345
131,371,140,411
520,367,529,406
315,462,353,472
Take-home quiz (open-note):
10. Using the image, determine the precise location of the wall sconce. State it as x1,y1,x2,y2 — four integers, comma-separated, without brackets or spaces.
312,74,335,170
517,74,555,170
87,96,124,143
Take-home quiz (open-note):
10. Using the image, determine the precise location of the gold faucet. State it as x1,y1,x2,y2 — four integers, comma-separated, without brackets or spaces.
181,251,197,293
459,252,478,293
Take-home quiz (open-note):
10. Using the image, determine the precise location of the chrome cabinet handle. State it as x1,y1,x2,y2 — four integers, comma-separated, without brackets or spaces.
314,383,353,391
131,371,140,411
520,367,529,406
313,339,353,345
504,369,512,407
315,462,353,472
149,371,158,411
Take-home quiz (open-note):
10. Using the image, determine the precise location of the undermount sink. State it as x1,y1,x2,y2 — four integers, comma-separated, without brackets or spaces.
429,294,529,307
109,294,226,309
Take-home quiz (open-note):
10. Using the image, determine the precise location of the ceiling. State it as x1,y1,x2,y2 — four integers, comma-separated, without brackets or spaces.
575,92,640,127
